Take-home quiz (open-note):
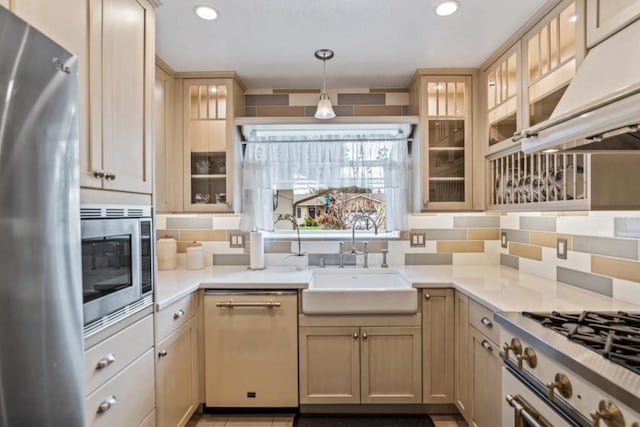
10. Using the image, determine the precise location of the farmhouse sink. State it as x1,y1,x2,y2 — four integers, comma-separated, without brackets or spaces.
302,269,418,314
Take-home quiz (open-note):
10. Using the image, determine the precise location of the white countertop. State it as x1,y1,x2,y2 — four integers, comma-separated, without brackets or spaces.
156,265,640,313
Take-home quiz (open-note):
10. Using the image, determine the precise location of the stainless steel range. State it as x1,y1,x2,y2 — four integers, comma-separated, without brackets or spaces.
496,311,640,427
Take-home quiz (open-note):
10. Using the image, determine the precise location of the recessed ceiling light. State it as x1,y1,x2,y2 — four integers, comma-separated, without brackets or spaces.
542,148,559,153
194,5,218,21
434,1,460,17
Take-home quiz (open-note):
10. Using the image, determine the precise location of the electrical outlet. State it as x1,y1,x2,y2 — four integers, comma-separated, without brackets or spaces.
557,238,568,259
501,231,508,248
229,232,245,248
410,232,426,248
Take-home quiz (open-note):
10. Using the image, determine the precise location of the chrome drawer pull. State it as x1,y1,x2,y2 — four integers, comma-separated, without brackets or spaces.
215,301,281,309
159,350,168,358
173,309,185,319
97,395,117,414
95,353,116,370
481,340,493,352
481,316,493,328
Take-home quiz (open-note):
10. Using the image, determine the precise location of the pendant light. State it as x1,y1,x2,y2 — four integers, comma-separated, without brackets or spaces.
314,49,336,120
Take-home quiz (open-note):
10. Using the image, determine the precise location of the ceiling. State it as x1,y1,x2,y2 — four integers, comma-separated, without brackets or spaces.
156,0,547,89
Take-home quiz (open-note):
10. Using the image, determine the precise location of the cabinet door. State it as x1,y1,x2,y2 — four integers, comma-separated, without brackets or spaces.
154,64,182,212
486,44,520,153
454,292,470,420
183,79,233,212
421,75,473,211
422,289,454,404
299,327,360,404
469,328,501,427
156,318,198,427
587,0,640,47
12,0,93,187
360,326,422,404
100,0,154,194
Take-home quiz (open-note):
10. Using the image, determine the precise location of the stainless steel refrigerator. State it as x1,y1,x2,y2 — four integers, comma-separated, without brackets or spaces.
0,6,85,426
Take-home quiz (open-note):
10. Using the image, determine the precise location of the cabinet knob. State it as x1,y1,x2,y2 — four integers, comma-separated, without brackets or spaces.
159,350,168,358
424,293,431,300
362,333,368,340
353,332,359,340
95,353,116,370
93,170,105,178
423,200,429,207
96,395,117,414
104,172,116,181
481,316,493,328
481,339,493,352
173,309,185,319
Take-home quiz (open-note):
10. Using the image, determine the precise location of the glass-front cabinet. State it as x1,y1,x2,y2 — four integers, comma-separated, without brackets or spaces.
183,78,241,212
586,0,640,48
420,75,473,210
486,44,521,152
523,0,580,129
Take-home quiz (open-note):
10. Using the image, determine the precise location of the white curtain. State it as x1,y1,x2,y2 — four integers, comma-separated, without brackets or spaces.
240,134,410,232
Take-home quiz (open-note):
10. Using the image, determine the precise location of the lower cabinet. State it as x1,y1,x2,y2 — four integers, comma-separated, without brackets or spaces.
156,318,198,427
469,327,501,427
299,326,422,404
454,292,470,418
422,289,455,404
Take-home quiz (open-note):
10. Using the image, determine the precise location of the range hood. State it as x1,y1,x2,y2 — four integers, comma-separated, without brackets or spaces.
518,19,640,153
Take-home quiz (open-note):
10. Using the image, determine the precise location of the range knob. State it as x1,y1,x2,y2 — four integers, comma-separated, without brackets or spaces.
503,337,523,359
546,373,572,399
590,400,625,427
517,347,538,369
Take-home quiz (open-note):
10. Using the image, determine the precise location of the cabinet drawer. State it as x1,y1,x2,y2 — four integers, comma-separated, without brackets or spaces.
468,299,500,344
84,314,154,394
157,292,196,341
86,349,155,427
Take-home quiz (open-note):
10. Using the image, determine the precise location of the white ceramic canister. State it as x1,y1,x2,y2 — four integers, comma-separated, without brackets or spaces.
186,241,205,270
157,235,177,271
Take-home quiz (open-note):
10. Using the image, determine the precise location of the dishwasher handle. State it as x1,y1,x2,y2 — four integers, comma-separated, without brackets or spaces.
215,301,281,309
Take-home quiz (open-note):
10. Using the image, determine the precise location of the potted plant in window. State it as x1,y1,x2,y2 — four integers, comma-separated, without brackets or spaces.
274,213,307,270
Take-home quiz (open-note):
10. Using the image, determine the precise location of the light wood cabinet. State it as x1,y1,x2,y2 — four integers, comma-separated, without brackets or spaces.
410,73,474,210
0,0,10,9
82,0,155,195
155,60,182,212
156,318,198,427
586,0,640,47
454,292,470,420
422,289,454,404
299,327,361,404
299,325,422,404
469,327,501,427
182,77,244,212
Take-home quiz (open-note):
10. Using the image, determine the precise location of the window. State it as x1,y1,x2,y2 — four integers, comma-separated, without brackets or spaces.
239,126,411,232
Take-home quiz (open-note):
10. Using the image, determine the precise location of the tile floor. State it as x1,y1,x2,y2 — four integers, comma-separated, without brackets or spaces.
187,413,468,427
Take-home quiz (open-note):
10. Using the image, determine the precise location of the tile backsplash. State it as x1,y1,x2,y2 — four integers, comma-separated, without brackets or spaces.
156,211,640,305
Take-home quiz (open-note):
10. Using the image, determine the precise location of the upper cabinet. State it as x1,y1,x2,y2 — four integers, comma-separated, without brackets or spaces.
0,1,9,8
486,44,520,152
586,0,640,47
81,0,155,195
182,77,244,212
410,73,474,211
523,0,580,129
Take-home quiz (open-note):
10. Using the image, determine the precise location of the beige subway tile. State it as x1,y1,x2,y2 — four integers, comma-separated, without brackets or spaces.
180,229,227,242
353,105,403,116
509,242,543,261
592,255,640,283
467,228,500,241
530,231,573,250
255,106,305,117
437,240,484,253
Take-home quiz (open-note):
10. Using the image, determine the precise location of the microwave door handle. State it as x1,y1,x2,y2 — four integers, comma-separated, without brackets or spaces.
506,395,547,427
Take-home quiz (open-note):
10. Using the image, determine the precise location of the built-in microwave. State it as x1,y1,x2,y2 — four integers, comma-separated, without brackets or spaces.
80,205,153,325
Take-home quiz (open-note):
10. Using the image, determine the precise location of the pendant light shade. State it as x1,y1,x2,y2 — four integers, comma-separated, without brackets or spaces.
314,49,336,120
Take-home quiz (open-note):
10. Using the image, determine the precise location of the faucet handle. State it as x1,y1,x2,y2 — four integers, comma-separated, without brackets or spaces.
339,241,344,251
381,248,389,268
363,241,368,253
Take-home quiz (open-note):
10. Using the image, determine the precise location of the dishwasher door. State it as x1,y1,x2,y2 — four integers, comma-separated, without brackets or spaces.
204,290,298,407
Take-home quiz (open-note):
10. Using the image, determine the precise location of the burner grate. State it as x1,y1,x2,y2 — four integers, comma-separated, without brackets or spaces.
524,310,640,375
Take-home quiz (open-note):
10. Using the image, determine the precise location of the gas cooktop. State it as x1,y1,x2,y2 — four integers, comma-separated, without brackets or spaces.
523,311,640,375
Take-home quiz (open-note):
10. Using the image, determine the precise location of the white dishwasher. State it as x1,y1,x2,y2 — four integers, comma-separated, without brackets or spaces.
204,290,298,408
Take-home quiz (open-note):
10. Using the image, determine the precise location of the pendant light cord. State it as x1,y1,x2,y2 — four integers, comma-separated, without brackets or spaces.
322,58,327,94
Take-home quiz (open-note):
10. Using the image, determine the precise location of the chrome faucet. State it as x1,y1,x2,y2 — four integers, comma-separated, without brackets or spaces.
341,214,378,268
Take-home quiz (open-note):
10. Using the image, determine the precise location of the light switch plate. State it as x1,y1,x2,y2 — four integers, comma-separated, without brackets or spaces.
557,238,568,259
229,232,245,248
501,231,508,248
410,232,426,248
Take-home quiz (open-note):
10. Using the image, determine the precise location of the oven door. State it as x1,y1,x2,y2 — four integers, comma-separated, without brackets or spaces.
81,218,141,324
502,367,574,427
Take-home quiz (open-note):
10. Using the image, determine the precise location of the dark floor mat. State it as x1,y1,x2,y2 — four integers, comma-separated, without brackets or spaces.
294,414,436,427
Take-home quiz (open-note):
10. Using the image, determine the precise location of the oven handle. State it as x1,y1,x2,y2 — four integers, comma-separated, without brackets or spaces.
506,394,547,427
